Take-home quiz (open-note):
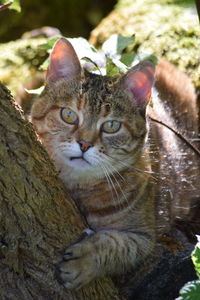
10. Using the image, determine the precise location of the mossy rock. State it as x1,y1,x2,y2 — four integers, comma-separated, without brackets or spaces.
0,0,199,100
90,0,200,93
0,38,47,97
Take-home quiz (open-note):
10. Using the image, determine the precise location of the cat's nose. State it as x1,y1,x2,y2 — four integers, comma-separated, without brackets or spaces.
78,139,93,152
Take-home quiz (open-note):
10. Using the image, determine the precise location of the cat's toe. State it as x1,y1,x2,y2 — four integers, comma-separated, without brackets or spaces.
58,262,80,288
57,241,99,289
58,262,89,290
63,243,83,259
63,282,76,290
63,251,79,261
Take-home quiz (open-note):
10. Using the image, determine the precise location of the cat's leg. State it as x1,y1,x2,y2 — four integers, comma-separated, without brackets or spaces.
58,229,154,290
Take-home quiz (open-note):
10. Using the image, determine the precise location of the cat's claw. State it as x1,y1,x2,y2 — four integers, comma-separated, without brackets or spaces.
63,252,76,261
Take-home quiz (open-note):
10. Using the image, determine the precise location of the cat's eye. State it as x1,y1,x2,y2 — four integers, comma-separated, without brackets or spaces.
101,120,121,134
60,108,78,125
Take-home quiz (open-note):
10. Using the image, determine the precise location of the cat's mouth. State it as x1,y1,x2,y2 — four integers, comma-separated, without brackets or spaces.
70,156,91,165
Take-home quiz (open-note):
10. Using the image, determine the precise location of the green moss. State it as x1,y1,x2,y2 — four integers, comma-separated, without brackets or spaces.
0,38,47,96
91,0,200,91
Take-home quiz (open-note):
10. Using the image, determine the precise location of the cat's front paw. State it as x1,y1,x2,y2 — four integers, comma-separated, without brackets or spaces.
58,239,100,290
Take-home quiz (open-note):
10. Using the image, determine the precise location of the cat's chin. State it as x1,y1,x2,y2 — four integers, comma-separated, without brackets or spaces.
68,157,91,169
60,168,104,189
57,156,104,187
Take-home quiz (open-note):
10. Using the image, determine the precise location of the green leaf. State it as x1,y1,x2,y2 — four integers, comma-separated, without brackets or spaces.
39,57,49,71
112,58,128,73
106,59,121,76
106,58,128,76
40,36,60,51
1,0,20,11
81,57,101,74
143,54,158,66
149,99,154,108
68,37,100,62
102,34,135,58
40,37,102,72
176,280,200,300
4,0,21,12
25,86,44,95
192,235,200,278
120,52,136,67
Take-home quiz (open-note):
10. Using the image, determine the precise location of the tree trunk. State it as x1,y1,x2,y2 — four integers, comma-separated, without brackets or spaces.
0,83,123,300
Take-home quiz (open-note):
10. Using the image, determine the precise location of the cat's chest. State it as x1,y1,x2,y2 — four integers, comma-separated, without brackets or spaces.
70,181,113,216
69,180,131,229
68,171,149,230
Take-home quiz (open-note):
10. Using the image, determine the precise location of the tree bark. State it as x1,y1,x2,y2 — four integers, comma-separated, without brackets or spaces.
195,0,200,22
0,83,123,300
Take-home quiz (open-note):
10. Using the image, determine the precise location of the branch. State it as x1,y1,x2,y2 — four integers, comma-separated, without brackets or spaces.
0,1,13,11
195,0,200,22
148,116,200,158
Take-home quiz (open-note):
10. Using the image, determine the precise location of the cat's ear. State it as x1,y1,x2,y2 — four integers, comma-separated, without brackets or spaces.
46,38,81,83
122,61,155,110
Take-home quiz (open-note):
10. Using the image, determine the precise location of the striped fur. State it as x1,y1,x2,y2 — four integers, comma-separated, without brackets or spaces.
30,39,199,290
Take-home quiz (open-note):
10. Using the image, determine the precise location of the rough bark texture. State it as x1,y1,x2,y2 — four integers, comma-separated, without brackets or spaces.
0,83,123,300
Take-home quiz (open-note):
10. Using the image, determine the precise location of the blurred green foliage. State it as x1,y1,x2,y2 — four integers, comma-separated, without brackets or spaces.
0,0,116,42
1,0,21,12
0,0,199,105
177,237,200,300
0,37,46,96
90,0,200,93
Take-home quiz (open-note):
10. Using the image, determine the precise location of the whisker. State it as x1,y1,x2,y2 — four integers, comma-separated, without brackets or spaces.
106,154,157,179
100,157,131,211
100,164,115,203
100,163,123,210
108,168,130,210
103,157,127,183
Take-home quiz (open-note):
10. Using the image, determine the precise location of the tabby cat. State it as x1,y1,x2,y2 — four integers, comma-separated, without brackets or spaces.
30,38,199,290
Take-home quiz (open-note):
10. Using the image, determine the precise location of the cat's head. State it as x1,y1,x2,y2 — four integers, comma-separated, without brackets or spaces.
31,38,155,186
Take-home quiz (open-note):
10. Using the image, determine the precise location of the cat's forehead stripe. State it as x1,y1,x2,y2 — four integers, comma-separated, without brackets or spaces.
101,103,111,117
82,84,130,117
76,96,85,111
